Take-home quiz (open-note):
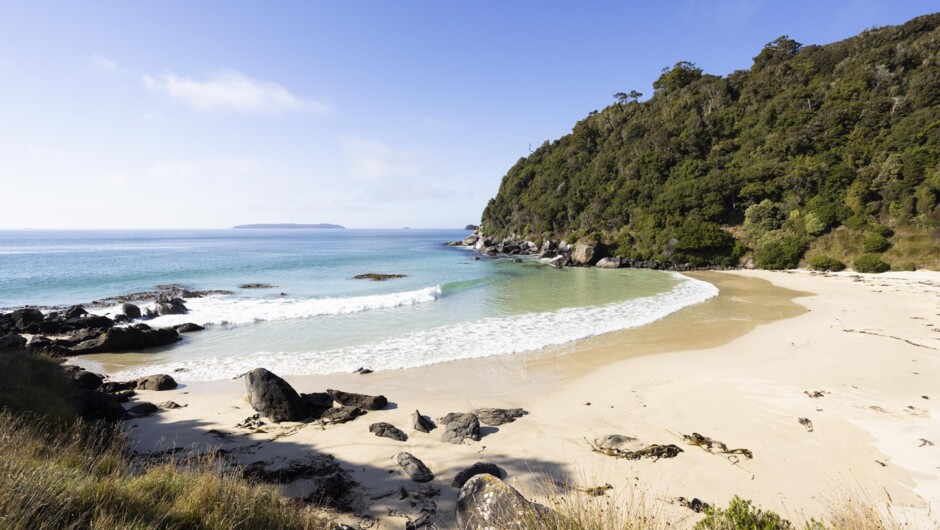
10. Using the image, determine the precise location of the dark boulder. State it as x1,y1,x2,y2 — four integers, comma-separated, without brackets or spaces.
154,295,188,315
441,412,481,444
174,323,205,333
327,388,388,410
12,308,44,332
456,474,555,529
72,370,103,390
452,462,502,488
300,392,334,419
128,401,158,416
122,303,142,319
63,305,88,319
369,422,407,441
413,409,436,433
70,326,180,354
396,452,433,483
74,389,125,422
136,374,178,391
244,368,310,422
0,334,27,354
472,408,528,426
320,406,366,424
100,380,137,393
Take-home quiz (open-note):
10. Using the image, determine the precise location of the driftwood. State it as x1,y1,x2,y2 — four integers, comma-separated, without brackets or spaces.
586,438,683,461
682,432,753,462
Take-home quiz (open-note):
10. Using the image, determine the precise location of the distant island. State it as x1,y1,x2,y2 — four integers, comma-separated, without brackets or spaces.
233,223,345,229
464,224,479,230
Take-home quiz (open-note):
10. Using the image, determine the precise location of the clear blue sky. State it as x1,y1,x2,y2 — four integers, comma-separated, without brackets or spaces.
1,1,936,229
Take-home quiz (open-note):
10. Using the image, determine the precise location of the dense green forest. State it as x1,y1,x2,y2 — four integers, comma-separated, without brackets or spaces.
481,14,940,270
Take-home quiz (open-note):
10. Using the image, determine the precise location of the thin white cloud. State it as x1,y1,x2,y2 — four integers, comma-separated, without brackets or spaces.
142,70,328,113
344,136,419,179
147,160,194,179
88,54,122,76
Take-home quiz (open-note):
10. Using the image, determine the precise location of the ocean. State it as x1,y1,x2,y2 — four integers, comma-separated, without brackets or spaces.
0,229,718,381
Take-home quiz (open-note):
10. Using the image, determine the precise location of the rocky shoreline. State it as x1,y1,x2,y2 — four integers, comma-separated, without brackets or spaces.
446,230,746,272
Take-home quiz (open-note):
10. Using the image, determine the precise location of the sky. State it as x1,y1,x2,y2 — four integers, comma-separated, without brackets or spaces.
0,1,936,229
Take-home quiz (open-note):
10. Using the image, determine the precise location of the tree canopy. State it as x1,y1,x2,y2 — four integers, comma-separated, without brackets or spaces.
481,14,940,269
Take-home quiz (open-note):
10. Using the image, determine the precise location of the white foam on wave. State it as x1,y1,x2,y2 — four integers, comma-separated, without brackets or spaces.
116,274,718,381
143,285,443,327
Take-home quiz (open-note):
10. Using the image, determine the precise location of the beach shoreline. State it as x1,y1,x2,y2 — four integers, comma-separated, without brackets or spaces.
120,269,940,528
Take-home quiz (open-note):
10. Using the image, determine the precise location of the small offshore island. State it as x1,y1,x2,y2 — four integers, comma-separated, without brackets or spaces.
234,223,346,229
2,8,940,530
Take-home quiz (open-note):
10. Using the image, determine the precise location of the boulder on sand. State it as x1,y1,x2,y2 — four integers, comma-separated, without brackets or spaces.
244,368,311,422
136,374,177,391
441,412,481,444
369,422,407,441
413,409,436,433
396,452,433,483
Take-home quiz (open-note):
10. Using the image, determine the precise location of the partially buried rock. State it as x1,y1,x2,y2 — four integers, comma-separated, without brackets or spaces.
396,452,433,483
159,401,183,409
369,422,407,441
244,368,310,422
136,374,178,391
128,401,158,416
352,366,373,375
174,323,205,333
472,408,528,426
452,462,501,488
413,409,436,433
320,406,366,424
456,474,555,529
327,388,387,410
440,412,480,444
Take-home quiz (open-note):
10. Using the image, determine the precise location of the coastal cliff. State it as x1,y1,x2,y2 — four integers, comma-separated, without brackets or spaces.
481,14,940,271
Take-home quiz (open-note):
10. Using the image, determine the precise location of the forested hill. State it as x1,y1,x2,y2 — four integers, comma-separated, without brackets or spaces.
481,13,940,270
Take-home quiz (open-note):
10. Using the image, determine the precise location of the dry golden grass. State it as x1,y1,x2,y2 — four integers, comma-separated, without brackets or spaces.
0,411,332,530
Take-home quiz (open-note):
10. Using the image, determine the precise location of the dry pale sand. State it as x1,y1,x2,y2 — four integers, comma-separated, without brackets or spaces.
123,269,940,528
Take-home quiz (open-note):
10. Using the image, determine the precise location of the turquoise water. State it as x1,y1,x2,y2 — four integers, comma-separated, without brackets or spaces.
0,229,717,380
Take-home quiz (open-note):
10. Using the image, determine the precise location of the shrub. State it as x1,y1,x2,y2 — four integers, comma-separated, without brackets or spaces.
897,261,918,271
862,234,889,253
867,223,892,237
803,212,827,236
745,200,783,239
854,254,890,273
694,496,793,529
755,233,806,270
808,256,846,272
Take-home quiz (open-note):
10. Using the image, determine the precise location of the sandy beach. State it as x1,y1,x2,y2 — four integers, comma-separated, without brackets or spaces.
121,269,940,528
